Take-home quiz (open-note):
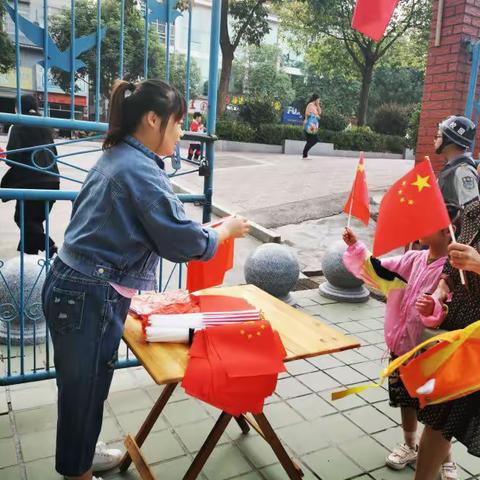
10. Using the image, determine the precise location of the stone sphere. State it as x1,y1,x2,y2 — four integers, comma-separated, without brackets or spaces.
319,240,369,303
245,243,300,302
322,241,364,288
0,255,47,345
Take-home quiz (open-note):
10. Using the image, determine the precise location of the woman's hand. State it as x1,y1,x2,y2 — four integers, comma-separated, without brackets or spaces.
415,294,435,316
448,242,480,274
343,227,357,246
217,216,250,242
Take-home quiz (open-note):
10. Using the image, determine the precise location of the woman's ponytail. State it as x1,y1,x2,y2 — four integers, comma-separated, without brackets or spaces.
103,80,136,150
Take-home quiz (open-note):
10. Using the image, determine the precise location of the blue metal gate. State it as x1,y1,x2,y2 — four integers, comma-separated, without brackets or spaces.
0,0,222,385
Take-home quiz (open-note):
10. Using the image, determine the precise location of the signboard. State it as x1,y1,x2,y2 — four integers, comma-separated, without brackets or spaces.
35,65,88,96
0,66,34,90
188,97,208,114
282,106,303,125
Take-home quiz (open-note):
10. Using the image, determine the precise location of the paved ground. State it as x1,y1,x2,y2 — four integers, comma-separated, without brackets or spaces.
1,289,480,480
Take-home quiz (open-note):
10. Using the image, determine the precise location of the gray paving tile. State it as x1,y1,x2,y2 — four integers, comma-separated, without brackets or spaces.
356,331,385,345
260,463,318,479
25,456,63,480
287,393,337,420
14,404,57,435
0,465,23,480
107,388,154,415
344,405,396,434
263,401,304,429
358,386,389,404
175,417,230,453
318,413,366,444
339,435,389,470
340,321,371,334
333,350,368,365
236,434,278,468
302,446,363,480
357,345,386,361
163,398,210,426
150,456,194,480
326,365,369,386
0,414,13,439
202,444,252,480
116,408,167,436
277,418,329,455
286,359,318,375
142,429,186,464
19,428,56,462
370,466,415,479
320,390,367,412
275,377,311,399
373,401,401,424
307,354,343,370
0,437,18,468
296,371,340,393
451,441,480,476
372,427,404,452
351,361,384,380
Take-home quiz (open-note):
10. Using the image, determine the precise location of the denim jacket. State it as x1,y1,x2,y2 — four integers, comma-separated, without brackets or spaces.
59,135,218,290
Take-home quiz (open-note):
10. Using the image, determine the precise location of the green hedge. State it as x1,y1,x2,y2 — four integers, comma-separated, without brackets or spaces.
217,121,406,154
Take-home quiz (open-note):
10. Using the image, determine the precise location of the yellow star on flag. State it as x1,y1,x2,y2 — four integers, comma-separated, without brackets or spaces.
411,174,431,192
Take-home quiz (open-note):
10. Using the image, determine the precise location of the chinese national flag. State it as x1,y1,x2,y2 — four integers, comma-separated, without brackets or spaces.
373,159,451,257
186,238,234,292
182,321,286,416
343,153,370,225
352,0,399,42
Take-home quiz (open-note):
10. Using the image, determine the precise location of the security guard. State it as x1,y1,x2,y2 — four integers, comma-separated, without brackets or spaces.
435,115,479,209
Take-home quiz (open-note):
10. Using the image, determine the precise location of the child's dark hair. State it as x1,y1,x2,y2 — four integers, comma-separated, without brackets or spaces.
103,79,186,150
193,111,202,120
20,94,40,116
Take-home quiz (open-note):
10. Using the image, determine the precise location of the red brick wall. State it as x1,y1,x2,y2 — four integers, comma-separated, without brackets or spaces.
416,0,480,171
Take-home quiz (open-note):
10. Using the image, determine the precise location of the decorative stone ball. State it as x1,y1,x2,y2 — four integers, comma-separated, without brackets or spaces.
244,243,300,301
322,241,364,288
0,255,47,345
320,240,369,303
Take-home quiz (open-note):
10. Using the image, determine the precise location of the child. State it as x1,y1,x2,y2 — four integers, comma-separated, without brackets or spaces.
342,223,456,477
414,199,480,480
188,111,204,160
41,79,250,480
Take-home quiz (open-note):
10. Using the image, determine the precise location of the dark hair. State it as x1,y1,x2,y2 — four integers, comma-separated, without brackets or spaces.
103,79,187,150
20,94,40,116
193,111,202,119
308,93,320,104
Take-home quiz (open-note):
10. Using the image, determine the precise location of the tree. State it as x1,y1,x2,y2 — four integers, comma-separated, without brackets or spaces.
279,0,431,125
231,45,295,103
218,0,283,116
48,0,200,116
0,2,14,74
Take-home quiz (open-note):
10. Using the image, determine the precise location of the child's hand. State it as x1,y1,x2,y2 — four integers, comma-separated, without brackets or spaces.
221,216,250,240
415,294,435,316
343,227,357,246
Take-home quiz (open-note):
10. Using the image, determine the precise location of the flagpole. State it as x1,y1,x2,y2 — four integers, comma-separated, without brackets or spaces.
347,195,354,229
448,224,466,285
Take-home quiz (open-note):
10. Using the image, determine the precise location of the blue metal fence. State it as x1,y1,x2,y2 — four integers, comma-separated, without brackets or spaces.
0,0,222,385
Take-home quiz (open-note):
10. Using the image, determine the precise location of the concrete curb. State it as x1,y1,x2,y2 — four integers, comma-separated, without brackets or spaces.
172,182,282,244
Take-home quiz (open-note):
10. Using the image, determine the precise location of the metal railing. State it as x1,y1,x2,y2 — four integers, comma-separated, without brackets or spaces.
0,0,222,385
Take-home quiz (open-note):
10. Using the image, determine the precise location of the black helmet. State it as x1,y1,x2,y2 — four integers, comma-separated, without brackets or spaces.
438,115,476,150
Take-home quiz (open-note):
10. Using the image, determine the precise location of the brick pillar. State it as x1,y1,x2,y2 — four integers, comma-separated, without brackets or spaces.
416,0,480,171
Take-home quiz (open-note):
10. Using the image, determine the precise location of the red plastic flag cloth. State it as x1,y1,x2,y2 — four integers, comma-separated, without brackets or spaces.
343,152,370,225
352,0,399,42
186,238,234,292
182,320,287,415
373,159,451,257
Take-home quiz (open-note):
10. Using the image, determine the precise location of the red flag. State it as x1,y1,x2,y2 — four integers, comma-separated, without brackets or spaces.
343,153,370,226
352,0,399,42
373,159,451,257
186,238,234,292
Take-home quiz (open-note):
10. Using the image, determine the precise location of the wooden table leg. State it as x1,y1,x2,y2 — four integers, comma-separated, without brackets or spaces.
123,435,156,480
183,412,233,480
253,413,304,479
235,415,250,434
119,382,177,472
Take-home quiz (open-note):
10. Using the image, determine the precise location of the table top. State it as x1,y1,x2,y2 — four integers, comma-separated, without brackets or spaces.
123,284,361,385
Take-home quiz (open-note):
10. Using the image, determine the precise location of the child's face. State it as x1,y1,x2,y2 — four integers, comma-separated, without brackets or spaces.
419,229,449,247
434,129,443,153
157,115,183,156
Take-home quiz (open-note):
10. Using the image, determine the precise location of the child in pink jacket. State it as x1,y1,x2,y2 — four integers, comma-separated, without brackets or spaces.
342,225,451,472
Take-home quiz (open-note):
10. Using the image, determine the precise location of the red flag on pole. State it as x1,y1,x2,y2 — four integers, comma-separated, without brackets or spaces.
373,159,451,257
351,0,399,42
343,153,370,226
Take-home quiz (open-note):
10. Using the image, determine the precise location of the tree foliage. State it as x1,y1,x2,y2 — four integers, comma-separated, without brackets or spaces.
0,2,15,75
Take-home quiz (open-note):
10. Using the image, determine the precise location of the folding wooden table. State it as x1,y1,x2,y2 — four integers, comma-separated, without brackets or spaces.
119,284,360,480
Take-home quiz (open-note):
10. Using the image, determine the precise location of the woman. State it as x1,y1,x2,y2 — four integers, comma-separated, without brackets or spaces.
1,94,60,256
42,79,249,480
302,93,321,159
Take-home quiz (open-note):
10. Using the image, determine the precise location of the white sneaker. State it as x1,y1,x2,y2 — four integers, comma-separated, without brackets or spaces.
441,462,459,480
385,443,418,470
92,441,122,472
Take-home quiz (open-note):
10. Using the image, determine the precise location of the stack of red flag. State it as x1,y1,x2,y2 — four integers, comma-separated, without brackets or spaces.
182,320,287,415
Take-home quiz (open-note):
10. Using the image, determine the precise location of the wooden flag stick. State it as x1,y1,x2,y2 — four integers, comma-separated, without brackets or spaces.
448,224,466,285
347,194,354,229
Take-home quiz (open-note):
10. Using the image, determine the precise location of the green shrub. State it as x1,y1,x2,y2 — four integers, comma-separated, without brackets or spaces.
371,103,412,136
406,104,421,151
256,124,304,144
216,120,256,143
239,100,279,128
320,111,348,132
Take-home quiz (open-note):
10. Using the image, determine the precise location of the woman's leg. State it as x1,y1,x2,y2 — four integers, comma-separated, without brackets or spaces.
414,426,452,480
43,261,130,478
303,134,317,158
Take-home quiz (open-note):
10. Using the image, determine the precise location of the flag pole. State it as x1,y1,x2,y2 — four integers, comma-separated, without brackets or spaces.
347,195,354,229
448,224,466,285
